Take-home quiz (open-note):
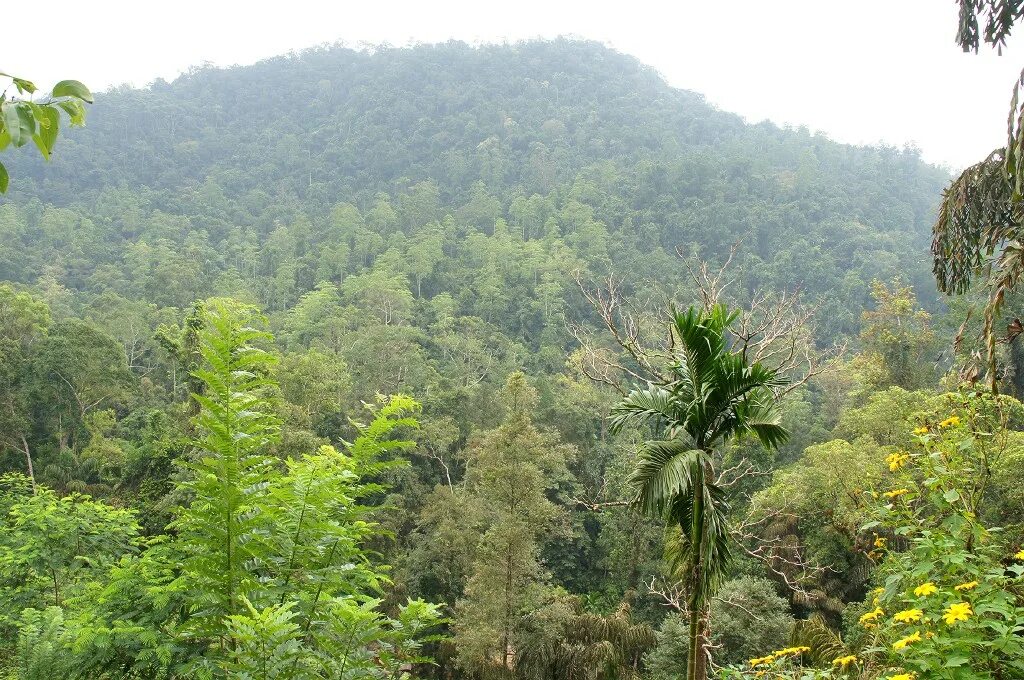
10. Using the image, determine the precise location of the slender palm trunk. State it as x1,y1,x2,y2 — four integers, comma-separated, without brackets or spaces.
687,460,707,680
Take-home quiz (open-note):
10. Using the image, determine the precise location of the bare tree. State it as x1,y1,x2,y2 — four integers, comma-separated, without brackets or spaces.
568,243,842,398
567,244,843,602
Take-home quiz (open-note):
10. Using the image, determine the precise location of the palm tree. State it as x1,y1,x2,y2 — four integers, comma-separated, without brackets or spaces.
609,304,788,680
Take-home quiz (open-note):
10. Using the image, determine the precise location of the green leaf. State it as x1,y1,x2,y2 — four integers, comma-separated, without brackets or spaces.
12,77,36,95
57,99,85,126
32,106,60,159
52,80,93,104
3,102,34,147
0,161,7,193
944,489,961,503
0,126,9,151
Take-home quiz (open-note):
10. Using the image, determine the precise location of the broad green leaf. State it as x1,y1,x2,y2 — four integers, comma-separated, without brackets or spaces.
52,79,93,103
0,126,9,151
944,489,961,503
15,103,35,146
3,102,34,147
57,99,86,126
0,161,7,193
12,77,36,94
32,106,60,158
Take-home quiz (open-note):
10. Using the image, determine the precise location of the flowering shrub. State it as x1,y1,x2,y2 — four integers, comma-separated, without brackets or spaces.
854,392,1024,678
718,392,1024,680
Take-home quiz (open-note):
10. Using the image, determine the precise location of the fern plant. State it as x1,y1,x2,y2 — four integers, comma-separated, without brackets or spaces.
170,299,282,646
171,299,442,677
6,298,443,679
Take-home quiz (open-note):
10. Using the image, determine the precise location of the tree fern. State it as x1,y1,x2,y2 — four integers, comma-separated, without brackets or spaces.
171,299,281,644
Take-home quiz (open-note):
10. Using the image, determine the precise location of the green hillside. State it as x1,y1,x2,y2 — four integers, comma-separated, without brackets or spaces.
4,39,1018,680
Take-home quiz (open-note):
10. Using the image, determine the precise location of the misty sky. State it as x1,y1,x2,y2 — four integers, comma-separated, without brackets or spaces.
10,0,1024,170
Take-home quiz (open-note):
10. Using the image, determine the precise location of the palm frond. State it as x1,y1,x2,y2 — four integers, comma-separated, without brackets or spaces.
663,480,733,606
790,614,850,666
733,391,790,450
932,148,1017,297
626,440,707,518
608,386,677,435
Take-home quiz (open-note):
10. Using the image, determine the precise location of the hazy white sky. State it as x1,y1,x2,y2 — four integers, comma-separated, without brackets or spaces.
9,0,1024,169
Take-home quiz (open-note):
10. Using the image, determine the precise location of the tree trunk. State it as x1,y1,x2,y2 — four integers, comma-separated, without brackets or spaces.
503,540,515,670
20,435,35,494
692,606,710,680
686,560,706,680
687,462,708,680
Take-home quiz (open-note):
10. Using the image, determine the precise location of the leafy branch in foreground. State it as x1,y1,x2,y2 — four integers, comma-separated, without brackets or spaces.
0,73,92,193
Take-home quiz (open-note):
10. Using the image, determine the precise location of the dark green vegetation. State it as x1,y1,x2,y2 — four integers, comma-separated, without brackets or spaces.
2,39,1023,679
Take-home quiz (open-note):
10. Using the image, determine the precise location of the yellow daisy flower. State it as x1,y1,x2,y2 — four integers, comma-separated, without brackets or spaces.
1015,549,1024,561
943,602,973,625
887,451,910,471
893,608,923,623
888,674,916,680
939,415,961,428
884,488,910,499
859,607,884,626
954,581,979,592
913,582,937,597
874,536,888,548
832,654,858,667
893,630,922,650
912,426,929,435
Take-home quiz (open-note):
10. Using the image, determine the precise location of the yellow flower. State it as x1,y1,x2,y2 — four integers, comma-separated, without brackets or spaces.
913,582,937,597
893,630,922,650
1015,549,1024,561
893,608,923,623
887,451,911,471
912,426,929,435
884,488,910,499
859,607,884,626
832,654,858,667
874,536,888,548
954,580,979,592
939,415,961,428
888,674,916,680
943,602,973,625
748,655,774,668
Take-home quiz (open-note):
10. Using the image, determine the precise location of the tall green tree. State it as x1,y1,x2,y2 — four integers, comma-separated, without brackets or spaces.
0,285,50,489
453,373,575,677
609,305,787,680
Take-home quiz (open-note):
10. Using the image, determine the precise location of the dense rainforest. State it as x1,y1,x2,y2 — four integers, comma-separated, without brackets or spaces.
1,38,1023,680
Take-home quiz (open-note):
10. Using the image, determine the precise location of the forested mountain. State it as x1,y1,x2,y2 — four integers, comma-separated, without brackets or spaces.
4,39,1023,680
2,40,948,340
